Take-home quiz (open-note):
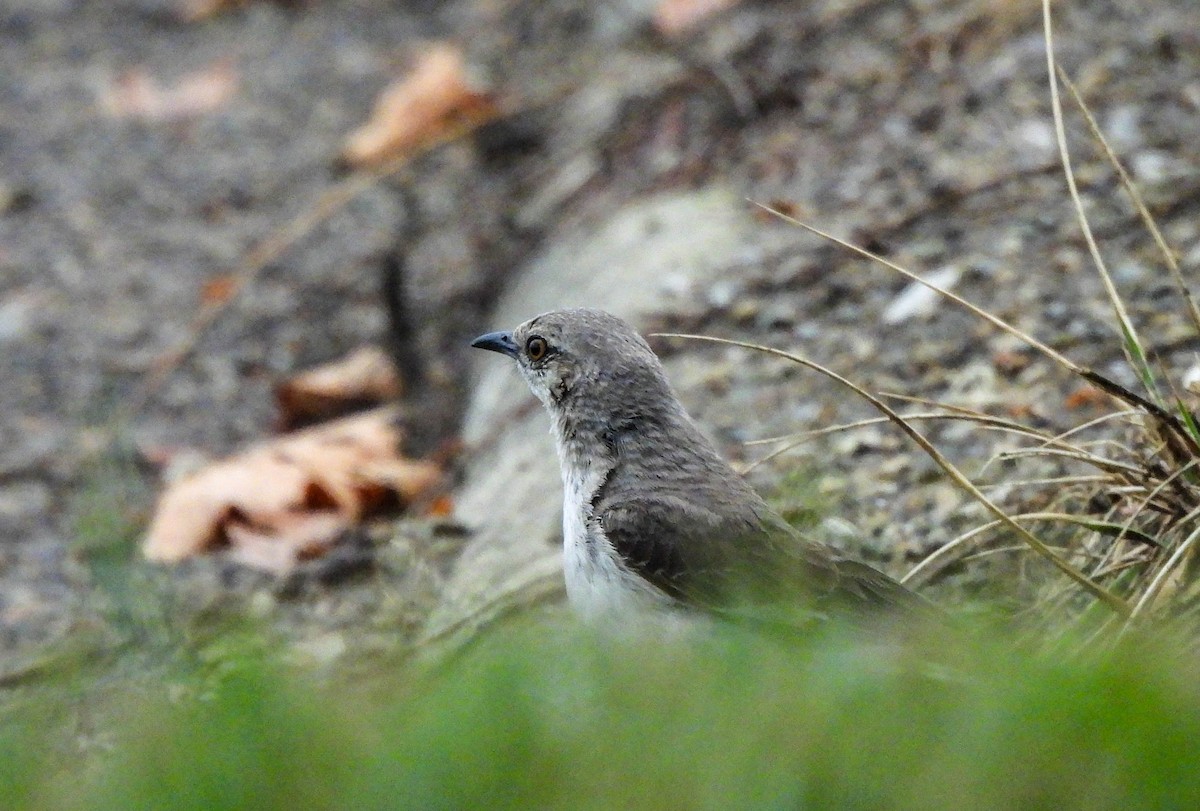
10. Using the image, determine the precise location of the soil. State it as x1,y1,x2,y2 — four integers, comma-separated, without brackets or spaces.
1,0,1198,666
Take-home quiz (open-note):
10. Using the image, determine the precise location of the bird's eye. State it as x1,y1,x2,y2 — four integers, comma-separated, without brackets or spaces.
525,336,548,361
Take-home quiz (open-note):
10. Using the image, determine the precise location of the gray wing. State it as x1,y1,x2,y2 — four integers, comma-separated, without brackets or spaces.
590,413,929,621
596,492,917,617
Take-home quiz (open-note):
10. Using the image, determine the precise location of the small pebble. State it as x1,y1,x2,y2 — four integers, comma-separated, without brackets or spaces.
883,266,962,325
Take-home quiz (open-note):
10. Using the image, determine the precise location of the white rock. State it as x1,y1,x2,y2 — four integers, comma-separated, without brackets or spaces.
1131,150,1173,184
1015,119,1055,156
1104,105,1142,150
1182,358,1200,396
882,266,962,325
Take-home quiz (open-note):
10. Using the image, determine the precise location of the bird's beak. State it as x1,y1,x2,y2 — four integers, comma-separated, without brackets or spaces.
470,330,519,358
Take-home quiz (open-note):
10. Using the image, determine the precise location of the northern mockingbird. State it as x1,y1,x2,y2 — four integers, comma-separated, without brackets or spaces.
472,308,924,628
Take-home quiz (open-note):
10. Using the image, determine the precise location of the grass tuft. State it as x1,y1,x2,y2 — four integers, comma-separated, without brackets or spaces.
673,0,1200,639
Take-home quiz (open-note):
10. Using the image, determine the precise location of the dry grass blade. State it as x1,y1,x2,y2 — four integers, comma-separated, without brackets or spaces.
749,410,1049,447
974,413,1139,481
750,200,1080,374
902,520,998,585
903,512,1160,586
961,545,1079,565
1079,371,1200,457
653,331,1132,615
1114,457,1200,541
753,197,1200,458
994,446,1144,477
978,475,1110,490
1041,0,1159,404
1129,510,1200,622
880,393,1114,452
1035,409,1141,449
741,411,1048,474
1090,558,1151,580
746,416,897,446
1054,63,1200,337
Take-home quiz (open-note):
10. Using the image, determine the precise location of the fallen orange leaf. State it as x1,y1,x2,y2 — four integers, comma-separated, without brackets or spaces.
359,458,444,505
200,273,239,306
102,61,238,123
1064,385,1108,410
178,0,242,20
275,346,402,429
144,408,443,571
992,350,1032,377
340,43,497,169
225,511,350,576
653,0,742,36
177,0,303,22
425,494,455,518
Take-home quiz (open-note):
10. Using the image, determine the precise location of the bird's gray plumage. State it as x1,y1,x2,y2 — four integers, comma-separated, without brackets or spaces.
472,308,925,625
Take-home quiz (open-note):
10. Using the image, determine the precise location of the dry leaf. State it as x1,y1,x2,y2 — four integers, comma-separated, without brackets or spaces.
275,346,402,429
144,408,443,571
178,0,303,22
340,44,497,169
200,273,239,306
102,61,238,123
653,0,742,36
178,0,247,20
426,494,455,518
1064,385,1107,410
225,512,349,575
992,350,1032,377
359,458,444,503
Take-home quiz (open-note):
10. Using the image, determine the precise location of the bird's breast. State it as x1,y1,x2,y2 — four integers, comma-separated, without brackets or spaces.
555,444,674,621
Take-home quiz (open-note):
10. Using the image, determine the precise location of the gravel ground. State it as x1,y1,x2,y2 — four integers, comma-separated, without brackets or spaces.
1,0,1198,664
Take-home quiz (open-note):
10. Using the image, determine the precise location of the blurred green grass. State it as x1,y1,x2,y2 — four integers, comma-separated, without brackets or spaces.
5,612,1200,811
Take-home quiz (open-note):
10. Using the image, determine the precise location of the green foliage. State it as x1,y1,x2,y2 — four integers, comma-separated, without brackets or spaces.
5,615,1200,811
69,439,170,646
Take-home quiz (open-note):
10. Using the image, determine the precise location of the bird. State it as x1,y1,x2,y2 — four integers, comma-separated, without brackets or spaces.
471,308,927,630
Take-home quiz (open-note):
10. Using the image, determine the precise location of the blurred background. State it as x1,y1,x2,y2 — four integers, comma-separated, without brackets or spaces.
1,0,1198,687
4,2,1200,807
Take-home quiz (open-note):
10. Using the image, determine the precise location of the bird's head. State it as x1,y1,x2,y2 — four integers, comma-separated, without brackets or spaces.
471,308,673,417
